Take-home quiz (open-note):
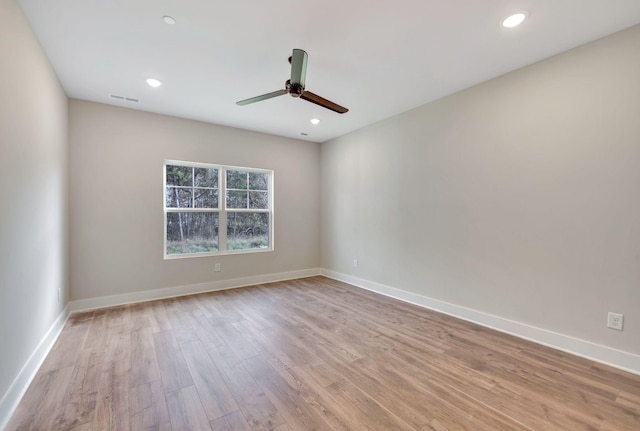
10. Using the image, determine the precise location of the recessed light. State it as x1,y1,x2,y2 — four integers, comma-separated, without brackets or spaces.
163,16,176,25
502,12,526,28
146,78,162,88
310,118,320,125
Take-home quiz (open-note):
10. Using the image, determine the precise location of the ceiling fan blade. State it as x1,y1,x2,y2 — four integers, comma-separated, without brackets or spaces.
290,49,308,87
236,89,288,106
300,91,349,114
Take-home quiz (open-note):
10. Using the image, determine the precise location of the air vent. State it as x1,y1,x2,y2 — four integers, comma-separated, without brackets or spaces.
109,94,140,103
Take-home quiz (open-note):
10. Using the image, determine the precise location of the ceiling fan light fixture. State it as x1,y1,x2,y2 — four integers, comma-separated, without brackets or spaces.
502,12,527,28
146,78,162,88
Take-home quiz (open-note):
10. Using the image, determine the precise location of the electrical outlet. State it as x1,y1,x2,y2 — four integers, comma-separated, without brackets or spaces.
607,312,624,331
214,263,221,272
57,288,61,303
353,259,358,268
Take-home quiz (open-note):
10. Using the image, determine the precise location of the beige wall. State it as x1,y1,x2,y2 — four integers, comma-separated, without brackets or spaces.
0,0,69,419
321,25,640,356
69,100,321,301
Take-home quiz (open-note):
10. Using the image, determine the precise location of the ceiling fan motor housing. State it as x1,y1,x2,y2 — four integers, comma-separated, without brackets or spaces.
286,79,304,97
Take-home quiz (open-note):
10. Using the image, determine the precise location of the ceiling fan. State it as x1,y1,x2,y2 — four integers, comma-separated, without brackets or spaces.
236,49,349,114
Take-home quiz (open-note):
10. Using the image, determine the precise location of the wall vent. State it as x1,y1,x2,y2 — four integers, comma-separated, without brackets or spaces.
109,94,140,103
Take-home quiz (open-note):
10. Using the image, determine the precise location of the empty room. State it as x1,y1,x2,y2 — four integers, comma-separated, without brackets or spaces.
2,0,640,429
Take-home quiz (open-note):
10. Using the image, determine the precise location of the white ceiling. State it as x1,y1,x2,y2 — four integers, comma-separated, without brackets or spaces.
17,0,640,143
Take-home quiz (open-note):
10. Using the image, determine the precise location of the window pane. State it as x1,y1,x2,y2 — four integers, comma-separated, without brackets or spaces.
166,212,218,255
194,167,218,188
226,190,247,209
166,165,193,187
249,191,268,209
165,187,192,208
194,188,218,208
227,212,269,251
249,172,268,190
227,170,247,189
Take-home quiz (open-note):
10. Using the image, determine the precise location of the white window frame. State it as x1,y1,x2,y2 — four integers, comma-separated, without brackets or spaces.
164,160,274,259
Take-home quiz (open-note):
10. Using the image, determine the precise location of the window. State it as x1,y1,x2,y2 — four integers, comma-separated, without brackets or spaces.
164,160,273,258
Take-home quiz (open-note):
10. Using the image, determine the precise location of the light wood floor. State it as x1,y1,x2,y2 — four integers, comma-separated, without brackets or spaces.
7,276,640,430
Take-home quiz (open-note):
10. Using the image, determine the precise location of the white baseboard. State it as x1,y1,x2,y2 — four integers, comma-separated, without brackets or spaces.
70,268,322,313
0,306,70,431
320,269,640,376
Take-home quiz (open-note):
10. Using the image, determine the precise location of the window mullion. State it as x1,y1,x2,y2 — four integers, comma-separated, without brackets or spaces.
219,167,227,252
191,167,195,208
246,172,250,209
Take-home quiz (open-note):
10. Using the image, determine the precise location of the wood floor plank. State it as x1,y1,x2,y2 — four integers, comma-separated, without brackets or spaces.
153,330,194,393
6,276,640,431
95,326,131,431
163,298,200,344
215,321,262,360
217,359,287,430
391,343,585,429
104,305,131,329
290,360,345,390
38,318,90,373
7,366,76,430
180,339,238,421
129,380,172,431
130,327,161,388
81,309,108,352
68,422,95,431
444,342,637,428
188,312,288,430
242,355,335,431
148,300,172,333
617,390,640,410
235,317,316,370
232,290,280,331
279,365,361,431
129,302,152,331
275,311,366,364
166,385,212,431
323,378,415,431
209,410,253,431
50,347,99,430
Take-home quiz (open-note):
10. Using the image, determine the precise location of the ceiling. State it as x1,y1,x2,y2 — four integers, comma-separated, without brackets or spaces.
16,0,640,143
